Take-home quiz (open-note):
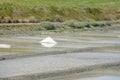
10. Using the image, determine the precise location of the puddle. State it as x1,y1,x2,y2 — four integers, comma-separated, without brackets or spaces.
78,76,120,80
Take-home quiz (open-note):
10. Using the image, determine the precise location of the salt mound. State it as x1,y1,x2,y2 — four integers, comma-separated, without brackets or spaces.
0,44,11,48
40,37,57,44
40,37,57,48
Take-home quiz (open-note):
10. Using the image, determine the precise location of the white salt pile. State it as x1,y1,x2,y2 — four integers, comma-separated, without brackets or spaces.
40,37,57,48
0,44,11,48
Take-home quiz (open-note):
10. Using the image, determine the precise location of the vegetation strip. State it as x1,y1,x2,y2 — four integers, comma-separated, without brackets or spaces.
0,20,113,31
0,0,120,22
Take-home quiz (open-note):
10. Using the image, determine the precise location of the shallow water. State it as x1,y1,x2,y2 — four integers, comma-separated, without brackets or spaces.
0,32,120,55
78,76,120,80
0,52,120,78
0,30,120,79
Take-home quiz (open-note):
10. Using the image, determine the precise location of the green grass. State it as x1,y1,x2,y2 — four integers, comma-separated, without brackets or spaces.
0,0,120,23
0,0,120,9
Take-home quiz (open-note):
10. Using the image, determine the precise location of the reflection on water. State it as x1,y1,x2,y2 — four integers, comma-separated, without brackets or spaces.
78,76,120,80
41,42,56,48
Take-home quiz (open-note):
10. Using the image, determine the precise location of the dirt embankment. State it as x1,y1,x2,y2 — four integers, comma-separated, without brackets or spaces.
0,7,120,23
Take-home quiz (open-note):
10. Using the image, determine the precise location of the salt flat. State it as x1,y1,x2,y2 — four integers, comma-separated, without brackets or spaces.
0,28,120,80
0,52,120,78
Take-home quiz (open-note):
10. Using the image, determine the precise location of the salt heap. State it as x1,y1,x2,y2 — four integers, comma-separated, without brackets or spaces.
0,44,11,48
40,37,57,48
